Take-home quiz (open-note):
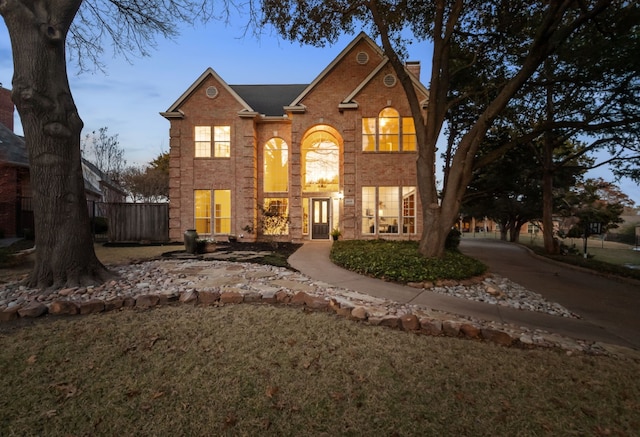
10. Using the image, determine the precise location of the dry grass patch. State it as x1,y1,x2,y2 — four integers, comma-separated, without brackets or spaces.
1,305,639,436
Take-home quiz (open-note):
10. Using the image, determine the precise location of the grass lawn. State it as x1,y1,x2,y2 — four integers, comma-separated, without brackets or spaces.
1,305,639,436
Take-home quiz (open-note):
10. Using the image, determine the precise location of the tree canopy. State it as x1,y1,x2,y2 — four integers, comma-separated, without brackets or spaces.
261,0,636,258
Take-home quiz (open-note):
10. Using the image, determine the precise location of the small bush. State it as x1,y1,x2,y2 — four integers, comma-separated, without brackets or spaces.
445,228,462,250
91,217,109,234
330,240,486,283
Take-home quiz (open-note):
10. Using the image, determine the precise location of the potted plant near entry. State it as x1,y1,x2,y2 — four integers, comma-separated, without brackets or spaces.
330,228,341,241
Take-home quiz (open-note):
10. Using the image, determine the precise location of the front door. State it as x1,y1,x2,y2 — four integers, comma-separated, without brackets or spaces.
311,198,330,239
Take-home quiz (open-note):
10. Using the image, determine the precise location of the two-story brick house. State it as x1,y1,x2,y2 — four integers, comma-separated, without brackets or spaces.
161,32,429,242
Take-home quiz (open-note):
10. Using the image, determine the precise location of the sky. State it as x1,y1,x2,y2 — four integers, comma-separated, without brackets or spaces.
1,13,638,206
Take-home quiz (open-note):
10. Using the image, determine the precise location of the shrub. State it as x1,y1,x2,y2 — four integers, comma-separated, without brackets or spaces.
445,228,462,250
330,240,486,283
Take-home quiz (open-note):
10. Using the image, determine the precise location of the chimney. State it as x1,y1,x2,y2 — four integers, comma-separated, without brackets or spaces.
405,61,421,81
0,85,14,132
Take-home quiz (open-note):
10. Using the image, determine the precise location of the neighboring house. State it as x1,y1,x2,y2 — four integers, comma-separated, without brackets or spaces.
161,32,429,242
0,85,126,237
0,85,31,238
81,158,127,205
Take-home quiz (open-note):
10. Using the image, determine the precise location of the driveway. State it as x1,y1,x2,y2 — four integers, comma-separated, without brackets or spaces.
460,238,640,349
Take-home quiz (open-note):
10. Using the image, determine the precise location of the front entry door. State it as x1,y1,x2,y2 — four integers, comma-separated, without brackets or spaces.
311,198,330,240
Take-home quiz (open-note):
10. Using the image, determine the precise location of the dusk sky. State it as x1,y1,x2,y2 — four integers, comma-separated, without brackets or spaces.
1,14,638,205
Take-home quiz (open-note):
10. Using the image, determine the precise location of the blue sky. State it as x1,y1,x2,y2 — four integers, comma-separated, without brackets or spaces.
1,16,638,205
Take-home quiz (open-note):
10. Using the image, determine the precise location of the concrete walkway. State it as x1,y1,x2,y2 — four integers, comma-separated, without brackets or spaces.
288,239,640,350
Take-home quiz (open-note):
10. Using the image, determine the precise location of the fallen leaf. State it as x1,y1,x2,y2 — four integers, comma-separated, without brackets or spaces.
265,385,279,398
224,412,237,428
43,410,57,418
26,355,37,365
151,391,165,400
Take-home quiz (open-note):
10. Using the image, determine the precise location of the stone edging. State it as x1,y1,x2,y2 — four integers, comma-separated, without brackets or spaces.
1,287,632,359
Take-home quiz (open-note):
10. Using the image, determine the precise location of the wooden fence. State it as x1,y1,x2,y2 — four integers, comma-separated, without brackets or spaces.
99,202,169,243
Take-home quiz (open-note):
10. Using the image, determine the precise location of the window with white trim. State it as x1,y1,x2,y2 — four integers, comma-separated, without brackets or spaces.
362,107,417,152
362,186,416,235
194,125,231,158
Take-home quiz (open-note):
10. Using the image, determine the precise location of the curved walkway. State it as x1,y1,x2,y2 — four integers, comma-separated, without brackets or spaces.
288,240,640,350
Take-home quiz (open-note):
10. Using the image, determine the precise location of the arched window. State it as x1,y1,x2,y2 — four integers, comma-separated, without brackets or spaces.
263,138,289,192
362,107,416,152
301,126,340,192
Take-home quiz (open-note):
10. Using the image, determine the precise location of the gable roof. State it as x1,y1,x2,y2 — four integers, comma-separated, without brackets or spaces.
230,84,307,117
0,122,28,167
339,57,430,110
160,67,255,118
286,32,385,111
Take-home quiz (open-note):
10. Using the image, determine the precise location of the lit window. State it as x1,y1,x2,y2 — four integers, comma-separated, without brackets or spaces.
263,138,289,192
214,189,231,234
262,198,289,235
302,199,309,235
195,126,211,158
362,187,376,234
402,118,417,151
379,187,399,233
302,127,339,192
362,118,376,152
214,126,231,158
361,107,417,152
194,190,211,234
402,187,416,234
361,186,415,235
379,108,399,152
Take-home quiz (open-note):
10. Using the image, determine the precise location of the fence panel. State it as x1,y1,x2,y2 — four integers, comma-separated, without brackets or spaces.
103,203,169,243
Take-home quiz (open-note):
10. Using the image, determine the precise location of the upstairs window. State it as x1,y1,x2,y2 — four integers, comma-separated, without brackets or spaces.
194,125,231,158
362,107,417,152
195,126,211,158
214,126,231,157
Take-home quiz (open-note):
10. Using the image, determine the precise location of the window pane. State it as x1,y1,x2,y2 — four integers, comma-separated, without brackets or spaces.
402,117,417,151
263,198,289,235
379,187,399,234
195,126,211,158
194,190,211,234
362,118,376,151
263,138,289,192
302,130,339,192
302,199,309,235
214,126,230,158
213,189,231,234
379,108,399,152
362,186,375,234
402,186,416,234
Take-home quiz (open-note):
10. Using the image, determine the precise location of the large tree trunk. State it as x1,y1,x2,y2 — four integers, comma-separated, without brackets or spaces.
541,61,560,255
2,0,112,289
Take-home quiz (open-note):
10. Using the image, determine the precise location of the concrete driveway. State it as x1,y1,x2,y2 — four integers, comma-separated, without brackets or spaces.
460,238,640,350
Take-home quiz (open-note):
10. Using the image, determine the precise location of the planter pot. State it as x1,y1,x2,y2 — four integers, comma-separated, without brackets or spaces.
184,229,198,254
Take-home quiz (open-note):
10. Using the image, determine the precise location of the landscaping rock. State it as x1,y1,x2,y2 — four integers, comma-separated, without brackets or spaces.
0,308,19,321
442,320,461,337
80,299,105,315
460,323,481,339
400,314,420,331
179,290,198,304
18,302,47,318
420,318,443,335
351,306,367,320
49,300,79,316
136,294,160,309
198,291,220,305
220,291,243,304
481,328,514,346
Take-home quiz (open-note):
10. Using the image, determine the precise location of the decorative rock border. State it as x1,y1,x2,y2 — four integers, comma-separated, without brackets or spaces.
0,259,635,359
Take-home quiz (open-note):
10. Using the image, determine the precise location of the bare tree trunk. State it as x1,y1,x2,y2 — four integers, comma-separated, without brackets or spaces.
2,0,112,288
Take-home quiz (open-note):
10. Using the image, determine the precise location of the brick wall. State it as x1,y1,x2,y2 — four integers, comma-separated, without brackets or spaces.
0,86,14,131
165,36,427,242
